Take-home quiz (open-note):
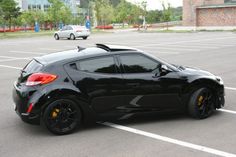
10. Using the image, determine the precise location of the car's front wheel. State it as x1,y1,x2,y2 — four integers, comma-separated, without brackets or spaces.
54,34,59,40
43,99,81,135
188,88,215,119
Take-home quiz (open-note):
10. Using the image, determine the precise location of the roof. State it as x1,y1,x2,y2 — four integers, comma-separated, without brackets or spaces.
34,44,139,65
197,4,236,9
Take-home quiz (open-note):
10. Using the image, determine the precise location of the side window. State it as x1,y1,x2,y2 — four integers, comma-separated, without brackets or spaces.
68,26,73,30
62,26,67,31
78,57,117,74
120,54,160,73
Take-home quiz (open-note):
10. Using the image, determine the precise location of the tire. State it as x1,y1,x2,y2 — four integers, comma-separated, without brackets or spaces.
82,36,88,40
70,34,76,40
54,34,59,40
43,99,81,135
188,88,215,119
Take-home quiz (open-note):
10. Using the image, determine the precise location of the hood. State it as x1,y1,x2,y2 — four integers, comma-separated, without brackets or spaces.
181,66,214,77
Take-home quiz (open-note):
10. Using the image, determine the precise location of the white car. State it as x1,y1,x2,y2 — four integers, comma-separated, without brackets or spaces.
54,25,90,40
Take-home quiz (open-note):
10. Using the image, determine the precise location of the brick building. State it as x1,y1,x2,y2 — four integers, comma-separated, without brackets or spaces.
183,0,236,26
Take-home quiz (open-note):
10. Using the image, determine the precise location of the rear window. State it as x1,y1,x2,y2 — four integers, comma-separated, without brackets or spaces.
23,59,43,74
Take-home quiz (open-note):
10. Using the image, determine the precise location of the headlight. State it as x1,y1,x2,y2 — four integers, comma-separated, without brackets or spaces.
216,76,224,84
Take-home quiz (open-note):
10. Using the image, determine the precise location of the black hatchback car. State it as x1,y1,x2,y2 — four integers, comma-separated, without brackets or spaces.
13,44,225,134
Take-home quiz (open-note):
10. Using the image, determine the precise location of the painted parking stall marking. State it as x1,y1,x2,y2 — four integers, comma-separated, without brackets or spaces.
226,87,236,91
0,64,22,70
218,109,236,115
9,50,47,55
99,122,236,157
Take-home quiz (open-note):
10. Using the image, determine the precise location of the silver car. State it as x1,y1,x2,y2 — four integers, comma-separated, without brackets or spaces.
54,25,90,40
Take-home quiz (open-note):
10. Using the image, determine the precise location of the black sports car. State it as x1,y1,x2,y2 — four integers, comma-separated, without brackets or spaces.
13,44,225,135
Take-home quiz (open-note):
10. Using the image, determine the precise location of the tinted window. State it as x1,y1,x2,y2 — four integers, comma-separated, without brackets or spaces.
79,57,116,74
23,59,43,74
120,54,160,73
68,26,73,30
62,26,67,31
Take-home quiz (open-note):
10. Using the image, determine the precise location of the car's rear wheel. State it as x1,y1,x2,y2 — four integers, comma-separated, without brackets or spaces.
54,34,59,40
82,36,88,40
43,99,81,135
188,88,215,119
70,34,76,40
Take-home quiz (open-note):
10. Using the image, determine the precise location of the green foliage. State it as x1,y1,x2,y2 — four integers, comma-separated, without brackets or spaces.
161,2,172,22
0,0,182,30
0,0,20,28
94,0,114,25
171,7,182,21
114,0,128,23
48,0,72,27
146,10,162,23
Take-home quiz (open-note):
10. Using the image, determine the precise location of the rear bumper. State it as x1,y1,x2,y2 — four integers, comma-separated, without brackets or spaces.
13,82,40,125
75,31,90,37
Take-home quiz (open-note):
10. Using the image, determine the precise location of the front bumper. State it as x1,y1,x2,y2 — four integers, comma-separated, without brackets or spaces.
215,85,225,109
12,82,40,125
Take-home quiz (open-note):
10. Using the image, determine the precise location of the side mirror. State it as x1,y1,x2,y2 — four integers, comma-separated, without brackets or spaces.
161,64,168,72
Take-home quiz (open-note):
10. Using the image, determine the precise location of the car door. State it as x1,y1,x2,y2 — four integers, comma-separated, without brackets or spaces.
118,53,184,112
59,26,67,38
66,26,73,38
64,55,125,116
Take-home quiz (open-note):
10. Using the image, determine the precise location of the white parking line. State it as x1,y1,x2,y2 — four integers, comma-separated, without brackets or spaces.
219,109,236,114
9,50,47,55
226,87,236,91
0,55,30,59
39,48,61,51
168,45,219,49
0,58,31,63
137,36,236,48
99,122,236,157
0,64,22,70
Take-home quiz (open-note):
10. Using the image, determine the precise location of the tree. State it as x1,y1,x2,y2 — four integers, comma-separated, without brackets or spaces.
48,0,72,28
0,0,20,30
115,0,130,26
161,1,172,30
146,10,162,23
94,0,114,26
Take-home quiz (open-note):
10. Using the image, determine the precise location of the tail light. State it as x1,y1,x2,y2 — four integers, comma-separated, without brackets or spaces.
26,73,57,86
26,103,33,113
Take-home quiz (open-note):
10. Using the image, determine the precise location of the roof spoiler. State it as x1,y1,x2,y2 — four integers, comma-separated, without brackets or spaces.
96,43,138,52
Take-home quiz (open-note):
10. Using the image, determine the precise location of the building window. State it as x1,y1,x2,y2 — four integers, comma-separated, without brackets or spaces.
44,4,50,11
37,4,41,10
225,0,236,3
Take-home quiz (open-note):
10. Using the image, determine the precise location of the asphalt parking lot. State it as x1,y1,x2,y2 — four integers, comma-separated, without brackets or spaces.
0,31,236,157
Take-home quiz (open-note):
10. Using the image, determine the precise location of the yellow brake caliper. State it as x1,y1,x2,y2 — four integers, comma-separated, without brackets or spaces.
51,108,60,118
198,96,204,106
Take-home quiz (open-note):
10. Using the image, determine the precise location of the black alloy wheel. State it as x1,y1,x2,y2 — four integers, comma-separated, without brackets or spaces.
188,88,215,119
43,99,81,135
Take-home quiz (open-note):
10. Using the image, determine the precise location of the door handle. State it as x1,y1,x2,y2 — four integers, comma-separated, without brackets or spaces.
127,83,140,87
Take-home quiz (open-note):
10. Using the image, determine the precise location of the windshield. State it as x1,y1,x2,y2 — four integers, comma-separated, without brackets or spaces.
143,52,180,72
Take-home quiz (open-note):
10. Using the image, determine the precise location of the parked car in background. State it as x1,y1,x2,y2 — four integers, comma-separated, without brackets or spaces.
54,25,90,40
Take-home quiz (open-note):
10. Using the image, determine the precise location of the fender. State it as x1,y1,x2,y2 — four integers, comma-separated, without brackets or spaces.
30,83,97,124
